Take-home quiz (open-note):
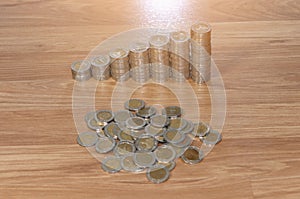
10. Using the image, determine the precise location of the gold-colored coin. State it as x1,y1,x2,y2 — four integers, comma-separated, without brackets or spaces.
181,146,204,164
164,129,185,144
192,122,210,137
124,99,145,111
135,135,158,152
95,110,114,123
146,166,169,184
104,122,121,139
168,118,188,130
114,141,136,157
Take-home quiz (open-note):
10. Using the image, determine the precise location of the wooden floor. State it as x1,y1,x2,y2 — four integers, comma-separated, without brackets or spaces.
0,0,300,198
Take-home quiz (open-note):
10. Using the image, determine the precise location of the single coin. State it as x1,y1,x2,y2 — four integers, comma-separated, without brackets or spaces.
202,129,222,145
181,120,195,134
126,117,146,130
150,115,169,128
84,111,95,123
104,122,121,139
168,118,188,130
121,154,144,173
95,137,116,153
95,110,114,124
118,130,135,143
172,134,193,148
155,161,176,171
146,165,169,184
181,146,204,164
154,145,176,163
145,125,166,137
113,141,136,157
101,156,122,173
192,122,210,137
135,135,158,152
87,118,104,131
124,99,145,111
133,152,156,168
164,129,185,144
114,110,133,125
136,106,157,118
162,106,183,118
77,132,98,147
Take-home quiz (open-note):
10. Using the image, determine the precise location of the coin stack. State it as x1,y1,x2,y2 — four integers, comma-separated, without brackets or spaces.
149,35,170,83
77,100,222,184
169,31,190,82
110,48,130,82
129,42,151,83
71,60,92,81
190,22,212,84
91,55,111,80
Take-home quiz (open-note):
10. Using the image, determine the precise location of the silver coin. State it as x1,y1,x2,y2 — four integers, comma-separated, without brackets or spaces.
96,129,106,137
154,145,176,163
77,132,98,147
101,156,122,173
163,129,185,144
113,141,136,157
95,110,114,124
124,99,145,111
145,125,166,137
121,154,144,173
201,129,222,145
181,120,195,134
172,134,193,148
155,161,176,171
126,117,146,130
114,110,133,125
167,144,187,158
104,122,121,139
95,137,116,154
71,60,92,81
181,146,204,164
162,106,183,118
135,135,158,152
192,122,210,137
133,151,156,168
136,106,157,118
146,165,169,184
150,115,169,128
117,130,135,143
87,118,104,131
168,118,188,131
84,111,95,123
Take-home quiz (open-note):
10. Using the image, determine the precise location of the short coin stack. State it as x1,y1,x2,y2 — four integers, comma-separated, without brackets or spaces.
77,99,222,184
110,48,130,82
129,42,151,83
149,35,170,83
169,31,190,81
190,22,212,84
91,55,111,80
71,60,92,81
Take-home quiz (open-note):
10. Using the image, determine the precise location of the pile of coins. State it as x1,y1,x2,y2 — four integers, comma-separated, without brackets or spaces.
190,22,212,84
77,99,222,184
129,42,151,83
70,21,213,84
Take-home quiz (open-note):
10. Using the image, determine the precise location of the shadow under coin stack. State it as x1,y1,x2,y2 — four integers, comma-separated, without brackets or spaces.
110,48,130,82
190,22,212,84
71,60,92,81
149,35,170,83
129,42,151,83
91,55,111,80
169,31,190,82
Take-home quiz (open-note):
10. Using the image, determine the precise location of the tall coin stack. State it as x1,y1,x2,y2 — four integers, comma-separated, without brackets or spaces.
149,34,170,83
190,22,212,84
71,60,92,81
129,42,151,83
91,55,111,81
169,31,190,82
110,48,130,82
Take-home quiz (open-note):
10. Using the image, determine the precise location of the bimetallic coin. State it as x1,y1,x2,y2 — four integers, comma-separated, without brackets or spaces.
118,130,135,143
167,144,187,158
84,111,95,123
168,118,188,130
202,129,222,145
150,115,169,128
181,146,204,164
164,129,185,144
192,122,210,137
77,132,98,147
145,125,166,137
172,134,193,148
87,118,104,131
101,156,122,173
155,161,176,171
181,120,195,134
146,165,169,184
95,110,114,124
124,99,145,111
104,122,121,139
114,141,136,157
133,152,156,168
154,145,176,163
162,106,183,118
126,117,146,130
135,135,158,152
114,110,133,125
96,129,106,137
136,106,157,118
95,137,116,154
121,154,144,173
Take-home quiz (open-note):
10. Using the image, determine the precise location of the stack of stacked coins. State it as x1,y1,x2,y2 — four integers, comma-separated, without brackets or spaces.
71,60,92,81
149,34,170,83
169,31,190,82
190,22,212,84
129,42,151,83
110,48,130,82
91,55,111,80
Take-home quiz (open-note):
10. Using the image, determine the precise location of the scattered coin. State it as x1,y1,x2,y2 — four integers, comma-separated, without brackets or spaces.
118,130,135,143
133,152,156,168
114,141,136,157
114,110,133,126
77,132,98,147
104,122,121,139
135,135,158,152
150,115,169,128
192,122,210,137
87,118,104,131
146,165,170,184
181,120,195,134
164,129,185,144
126,117,147,130
95,137,116,154
181,146,204,164
101,156,122,173
95,110,114,124
172,134,193,148
145,125,166,137
168,118,188,130
96,129,106,137
201,129,222,145
155,161,176,171
121,154,144,173
154,145,176,163
162,106,183,118
124,99,145,111
136,106,157,118
167,144,188,158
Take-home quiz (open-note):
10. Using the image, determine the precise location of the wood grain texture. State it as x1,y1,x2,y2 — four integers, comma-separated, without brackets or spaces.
0,0,300,198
